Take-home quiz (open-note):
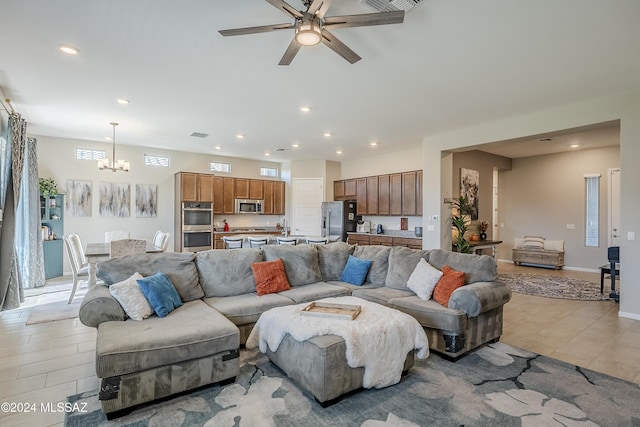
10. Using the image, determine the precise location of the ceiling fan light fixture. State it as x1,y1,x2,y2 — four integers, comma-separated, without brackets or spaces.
295,19,322,46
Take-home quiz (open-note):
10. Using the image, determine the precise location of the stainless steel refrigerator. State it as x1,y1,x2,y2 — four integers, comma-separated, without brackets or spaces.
321,201,358,242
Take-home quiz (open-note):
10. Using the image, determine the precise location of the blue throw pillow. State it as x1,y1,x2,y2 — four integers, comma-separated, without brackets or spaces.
340,255,373,286
137,273,183,318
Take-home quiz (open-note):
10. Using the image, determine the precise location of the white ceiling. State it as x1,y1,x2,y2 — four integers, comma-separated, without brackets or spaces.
1,0,639,162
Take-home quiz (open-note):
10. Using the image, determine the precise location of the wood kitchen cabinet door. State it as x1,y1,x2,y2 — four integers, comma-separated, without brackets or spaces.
334,180,345,200
234,178,249,199
262,180,274,214
378,174,390,215
344,179,356,198
389,173,402,215
249,180,264,199
180,173,198,201
198,174,214,202
356,178,367,215
223,177,235,214
416,170,423,216
402,171,417,216
212,176,224,214
366,176,378,215
273,181,285,215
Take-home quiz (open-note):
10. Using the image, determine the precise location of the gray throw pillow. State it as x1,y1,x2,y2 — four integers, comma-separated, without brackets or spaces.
428,249,497,284
317,242,355,281
352,245,392,286
385,246,432,290
263,244,322,286
196,248,264,297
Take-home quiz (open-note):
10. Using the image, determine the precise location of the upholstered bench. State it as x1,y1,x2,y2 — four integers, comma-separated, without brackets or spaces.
265,334,414,406
95,300,240,417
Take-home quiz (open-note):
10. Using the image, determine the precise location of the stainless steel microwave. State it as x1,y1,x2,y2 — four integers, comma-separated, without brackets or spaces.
235,199,263,214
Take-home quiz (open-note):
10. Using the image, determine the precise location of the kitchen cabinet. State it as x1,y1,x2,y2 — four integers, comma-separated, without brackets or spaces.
41,194,64,279
177,172,213,202
366,176,378,215
402,171,417,216
234,178,249,199
334,180,345,200
347,233,422,249
370,235,393,246
334,179,357,201
378,174,390,215
263,180,274,214
273,181,285,215
222,177,235,215
212,176,224,214
389,173,403,215
356,178,367,216
235,178,265,200
344,179,356,198
346,233,370,246
249,180,263,199
416,170,423,216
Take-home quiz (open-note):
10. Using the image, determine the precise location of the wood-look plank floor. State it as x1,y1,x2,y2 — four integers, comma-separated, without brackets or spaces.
0,266,638,426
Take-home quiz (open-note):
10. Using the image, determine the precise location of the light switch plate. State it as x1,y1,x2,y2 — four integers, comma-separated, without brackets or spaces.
628,231,636,241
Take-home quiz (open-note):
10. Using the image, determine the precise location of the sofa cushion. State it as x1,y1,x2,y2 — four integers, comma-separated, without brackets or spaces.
387,296,467,334
433,266,465,306
263,244,322,286
351,287,414,306
317,242,355,281
277,282,350,304
136,272,184,318
96,300,239,378
203,293,294,326
195,248,263,297
427,249,496,284
97,252,204,302
340,255,372,286
252,259,291,296
108,272,152,321
406,258,442,301
326,280,381,292
352,245,391,286
385,246,432,290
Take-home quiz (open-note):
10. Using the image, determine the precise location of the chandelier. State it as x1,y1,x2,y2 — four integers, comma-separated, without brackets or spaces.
98,122,130,172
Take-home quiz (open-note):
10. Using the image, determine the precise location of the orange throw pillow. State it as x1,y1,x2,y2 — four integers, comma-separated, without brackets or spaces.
432,265,465,306
251,258,291,296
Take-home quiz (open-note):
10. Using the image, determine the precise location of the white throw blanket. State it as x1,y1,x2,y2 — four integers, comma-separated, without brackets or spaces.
246,296,429,389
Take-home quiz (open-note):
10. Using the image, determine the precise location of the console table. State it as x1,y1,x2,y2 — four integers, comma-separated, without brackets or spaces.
468,240,503,258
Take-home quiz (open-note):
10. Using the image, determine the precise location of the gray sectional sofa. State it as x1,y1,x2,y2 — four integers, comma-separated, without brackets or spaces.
79,242,512,416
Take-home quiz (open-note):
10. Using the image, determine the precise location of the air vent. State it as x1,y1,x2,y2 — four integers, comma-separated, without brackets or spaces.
190,132,209,138
360,0,425,13
274,148,286,152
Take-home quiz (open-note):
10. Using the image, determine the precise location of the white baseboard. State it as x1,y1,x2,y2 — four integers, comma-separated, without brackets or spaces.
619,311,640,321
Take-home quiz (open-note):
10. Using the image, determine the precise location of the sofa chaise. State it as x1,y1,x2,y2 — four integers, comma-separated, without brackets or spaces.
79,242,512,416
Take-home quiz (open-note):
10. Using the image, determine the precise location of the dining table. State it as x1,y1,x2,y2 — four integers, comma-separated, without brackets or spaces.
84,241,163,287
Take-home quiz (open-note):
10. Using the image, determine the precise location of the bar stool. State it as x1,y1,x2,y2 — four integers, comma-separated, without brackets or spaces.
306,237,328,245
276,237,298,245
222,236,244,249
248,236,269,249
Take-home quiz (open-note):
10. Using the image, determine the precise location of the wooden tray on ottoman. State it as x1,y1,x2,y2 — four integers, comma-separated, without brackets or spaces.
301,302,362,320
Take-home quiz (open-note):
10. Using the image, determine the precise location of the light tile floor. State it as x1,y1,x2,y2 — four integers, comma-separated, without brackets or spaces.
0,266,638,426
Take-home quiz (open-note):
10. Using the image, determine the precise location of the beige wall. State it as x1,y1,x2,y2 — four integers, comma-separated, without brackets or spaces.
422,89,640,320
37,135,283,271
498,146,619,268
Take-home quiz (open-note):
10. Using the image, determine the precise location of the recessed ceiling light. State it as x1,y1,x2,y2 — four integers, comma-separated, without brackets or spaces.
105,137,112,141
116,98,130,105
336,150,343,155
58,44,79,55
299,106,312,112
215,146,222,150
264,152,271,156
236,134,245,139
570,144,580,148
323,132,332,137
292,143,300,148
370,141,378,146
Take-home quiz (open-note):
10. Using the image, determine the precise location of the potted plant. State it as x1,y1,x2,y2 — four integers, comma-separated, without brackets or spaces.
451,195,473,253
39,178,58,206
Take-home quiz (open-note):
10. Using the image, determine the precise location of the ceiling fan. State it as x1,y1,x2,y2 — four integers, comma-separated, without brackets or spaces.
219,0,405,65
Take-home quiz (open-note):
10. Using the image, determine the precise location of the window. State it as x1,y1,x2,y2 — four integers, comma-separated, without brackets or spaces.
261,167,278,177
585,174,600,247
210,161,231,173
76,147,106,160
144,154,170,167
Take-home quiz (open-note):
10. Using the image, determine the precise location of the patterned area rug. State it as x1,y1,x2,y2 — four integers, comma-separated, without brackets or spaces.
498,273,617,301
65,344,640,426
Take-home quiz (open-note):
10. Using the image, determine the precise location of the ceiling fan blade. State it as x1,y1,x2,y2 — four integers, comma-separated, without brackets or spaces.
265,0,303,19
278,37,302,65
219,23,293,37
307,0,333,18
321,30,361,64
323,10,405,29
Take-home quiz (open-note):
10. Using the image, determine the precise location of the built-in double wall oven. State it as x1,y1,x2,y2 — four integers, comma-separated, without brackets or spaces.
182,202,213,252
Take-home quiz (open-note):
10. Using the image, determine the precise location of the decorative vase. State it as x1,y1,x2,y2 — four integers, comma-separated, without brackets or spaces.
480,232,487,240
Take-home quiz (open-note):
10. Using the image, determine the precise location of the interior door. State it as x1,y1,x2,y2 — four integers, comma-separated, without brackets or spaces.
292,178,323,236
608,168,621,247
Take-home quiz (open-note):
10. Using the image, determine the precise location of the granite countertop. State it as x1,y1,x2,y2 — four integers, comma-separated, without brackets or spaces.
214,227,283,235
348,230,422,239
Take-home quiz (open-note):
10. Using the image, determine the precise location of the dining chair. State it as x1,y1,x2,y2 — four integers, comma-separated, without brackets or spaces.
276,236,298,245
222,236,244,249
110,239,147,258
306,237,328,245
105,230,130,243
153,231,170,252
248,236,269,249
63,233,89,303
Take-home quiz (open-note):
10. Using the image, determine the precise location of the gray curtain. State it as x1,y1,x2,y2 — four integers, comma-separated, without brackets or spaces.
0,112,43,311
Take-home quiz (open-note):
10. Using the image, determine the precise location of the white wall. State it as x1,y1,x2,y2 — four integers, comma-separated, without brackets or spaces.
36,135,283,272
422,89,640,319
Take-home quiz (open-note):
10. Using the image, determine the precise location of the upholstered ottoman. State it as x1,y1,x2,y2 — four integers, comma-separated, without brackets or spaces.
266,333,414,406
95,300,240,417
